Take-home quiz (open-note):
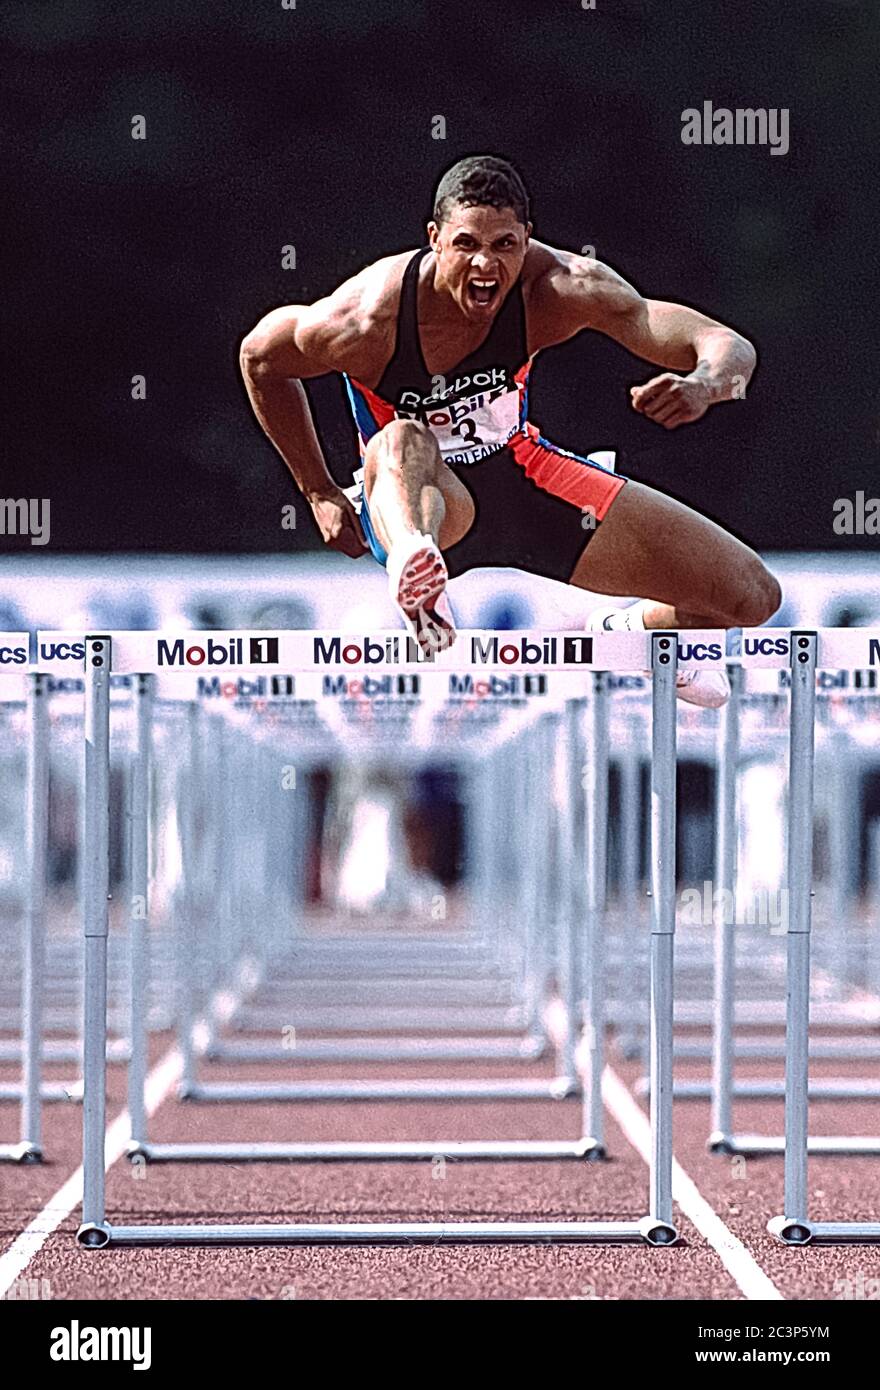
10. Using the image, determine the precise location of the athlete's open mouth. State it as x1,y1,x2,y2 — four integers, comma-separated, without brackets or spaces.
467,278,499,307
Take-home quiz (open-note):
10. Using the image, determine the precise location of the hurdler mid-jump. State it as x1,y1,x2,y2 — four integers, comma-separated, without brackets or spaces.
241,154,781,705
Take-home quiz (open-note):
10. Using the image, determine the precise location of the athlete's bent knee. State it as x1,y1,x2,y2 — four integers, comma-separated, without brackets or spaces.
364,419,440,486
729,563,782,628
379,418,439,459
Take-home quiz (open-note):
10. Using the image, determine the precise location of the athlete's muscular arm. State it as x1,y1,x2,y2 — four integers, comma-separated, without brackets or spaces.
528,249,757,429
240,273,391,556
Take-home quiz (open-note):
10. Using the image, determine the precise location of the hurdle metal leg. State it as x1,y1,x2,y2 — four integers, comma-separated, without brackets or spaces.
580,672,609,1155
709,661,741,1151
127,675,153,1148
79,637,111,1238
560,700,586,1082
647,634,678,1236
779,633,815,1232
0,674,49,1163
615,713,644,1060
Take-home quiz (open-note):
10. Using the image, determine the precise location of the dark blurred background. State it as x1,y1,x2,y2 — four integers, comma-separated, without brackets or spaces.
3,0,878,552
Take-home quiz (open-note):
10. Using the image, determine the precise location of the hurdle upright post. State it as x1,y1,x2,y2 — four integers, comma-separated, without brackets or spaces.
768,631,817,1243
79,636,112,1245
514,730,545,1044
648,633,678,1237
20,672,49,1161
561,699,586,1083
176,702,200,1096
581,670,609,1153
709,660,743,1150
616,711,643,1061
127,673,153,1147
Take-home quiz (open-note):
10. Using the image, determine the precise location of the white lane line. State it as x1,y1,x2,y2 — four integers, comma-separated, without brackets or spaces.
0,957,262,1295
0,1047,182,1297
602,1065,784,1301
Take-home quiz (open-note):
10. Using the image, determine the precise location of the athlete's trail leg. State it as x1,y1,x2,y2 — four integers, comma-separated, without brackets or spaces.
570,479,781,629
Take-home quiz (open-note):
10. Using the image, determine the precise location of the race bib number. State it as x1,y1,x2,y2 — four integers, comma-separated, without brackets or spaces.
400,378,523,465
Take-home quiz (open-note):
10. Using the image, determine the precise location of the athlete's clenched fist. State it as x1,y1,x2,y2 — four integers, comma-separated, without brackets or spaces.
630,372,714,429
308,490,368,557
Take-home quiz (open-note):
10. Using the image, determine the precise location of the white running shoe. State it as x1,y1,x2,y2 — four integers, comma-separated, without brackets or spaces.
387,531,456,657
587,604,730,708
588,603,644,634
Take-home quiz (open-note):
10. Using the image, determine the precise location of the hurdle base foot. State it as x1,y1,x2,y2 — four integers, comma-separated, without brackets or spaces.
708,1131,736,1156
639,1216,679,1247
77,1222,112,1250
0,1142,42,1164
767,1216,813,1246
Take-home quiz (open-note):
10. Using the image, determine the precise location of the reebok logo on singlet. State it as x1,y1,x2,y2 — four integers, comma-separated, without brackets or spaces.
396,366,522,465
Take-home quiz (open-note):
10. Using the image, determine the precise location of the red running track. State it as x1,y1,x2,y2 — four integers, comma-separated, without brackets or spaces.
2,1037,880,1300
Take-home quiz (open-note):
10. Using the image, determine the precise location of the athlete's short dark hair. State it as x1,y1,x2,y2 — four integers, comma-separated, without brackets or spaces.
433,155,530,227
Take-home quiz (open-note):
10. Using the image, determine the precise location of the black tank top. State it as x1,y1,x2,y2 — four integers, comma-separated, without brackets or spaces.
369,247,530,467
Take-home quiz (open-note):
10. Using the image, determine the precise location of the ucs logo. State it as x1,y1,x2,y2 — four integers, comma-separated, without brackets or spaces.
677,641,723,661
743,636,789,657
39,642,86,662
0,645,27,665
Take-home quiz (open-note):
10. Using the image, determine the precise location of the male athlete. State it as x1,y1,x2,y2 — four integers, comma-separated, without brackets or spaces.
240,154,781,704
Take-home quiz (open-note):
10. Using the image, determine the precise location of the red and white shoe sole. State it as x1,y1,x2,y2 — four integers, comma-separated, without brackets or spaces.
394,545,448,616
391,545,456,653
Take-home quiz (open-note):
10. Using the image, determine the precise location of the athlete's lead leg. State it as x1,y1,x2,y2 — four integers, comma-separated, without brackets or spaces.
362,419,475,653
365,423,436,551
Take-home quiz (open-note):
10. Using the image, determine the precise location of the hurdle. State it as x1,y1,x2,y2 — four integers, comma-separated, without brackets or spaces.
169,685,550,1055
0,668,162,1132
128,677,593,1157
633,662,880,1098
702,629,880,1241
157,695,553,1073
149,683,560,1097
65,625,721,1246
127,658,655,1163
702,640,880,1145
